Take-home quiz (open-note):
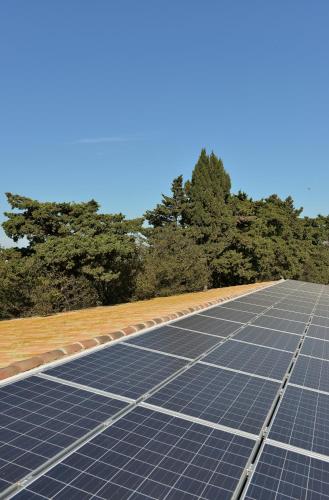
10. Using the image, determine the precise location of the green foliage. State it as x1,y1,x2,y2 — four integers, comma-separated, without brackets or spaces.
135,227,209,299
1,149,329,320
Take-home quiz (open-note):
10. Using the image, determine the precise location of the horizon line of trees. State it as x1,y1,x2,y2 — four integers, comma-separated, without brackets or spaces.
1,148,329,320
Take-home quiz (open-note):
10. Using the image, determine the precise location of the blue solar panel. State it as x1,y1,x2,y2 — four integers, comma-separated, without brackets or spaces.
148,363,280,435
16,407,256,500
46,343,187,400
202,340,293,380
301,337,329,360
245,444,329,499
251,315,306,335
125,325,221,359
0,376,127,495
172,314,242,337
233,326,300,352
269,385,329,455
200,306,256,323
307,324,329,341
290,354,329,392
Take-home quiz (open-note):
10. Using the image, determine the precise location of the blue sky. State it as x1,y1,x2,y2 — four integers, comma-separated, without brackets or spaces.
1,1,329,246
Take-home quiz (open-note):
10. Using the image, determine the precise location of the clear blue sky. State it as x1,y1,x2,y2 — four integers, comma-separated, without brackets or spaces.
1,1,329,246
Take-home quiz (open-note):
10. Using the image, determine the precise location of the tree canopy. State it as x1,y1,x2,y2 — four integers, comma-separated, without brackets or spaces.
1,149,328,319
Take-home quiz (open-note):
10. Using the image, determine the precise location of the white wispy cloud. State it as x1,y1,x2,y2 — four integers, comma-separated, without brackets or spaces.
73,136,137,144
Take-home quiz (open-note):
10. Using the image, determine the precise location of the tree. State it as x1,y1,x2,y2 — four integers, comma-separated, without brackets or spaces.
144,175,188,227
135,226,209,299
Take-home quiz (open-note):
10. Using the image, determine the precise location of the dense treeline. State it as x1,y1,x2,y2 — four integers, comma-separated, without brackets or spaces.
1,149,329,319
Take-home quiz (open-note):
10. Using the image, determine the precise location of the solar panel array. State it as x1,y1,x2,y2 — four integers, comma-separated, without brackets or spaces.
1,279,329,499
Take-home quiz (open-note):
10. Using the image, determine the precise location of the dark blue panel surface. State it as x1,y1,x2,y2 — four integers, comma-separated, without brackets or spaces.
172,314,242,337
307,324,329,341
266,308,310,323
251,316,306,335
301,337,329,360
0,376,126,495
203,341,293,380
17,407,255,500
290,354,329,392
269,385,329,455
245,444,329,500
148,363,280,435
234,326,300,352
201,306,256,323
126,325,221,359
219,300,267,314
46,344,187,400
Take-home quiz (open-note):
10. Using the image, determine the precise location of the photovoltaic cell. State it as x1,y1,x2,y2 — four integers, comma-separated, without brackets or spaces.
251,315,306,335
0,376,126,494
273,302,314,315
313,316,329,329
315,310,329,320
269,385,329,455
46,344,187,400
147,363,280,435
200,306,256,324
290,354,329,393
202,341,293,380
219,301,267,314
265,308,310,323
245,444,329,500
307,324,329,341
125,325,221,359
17,407,256,500
233,326,300,352
301,337,329,361
172,315,242,337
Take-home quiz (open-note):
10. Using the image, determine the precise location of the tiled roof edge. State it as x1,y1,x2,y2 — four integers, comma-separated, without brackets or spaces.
0,283,271,381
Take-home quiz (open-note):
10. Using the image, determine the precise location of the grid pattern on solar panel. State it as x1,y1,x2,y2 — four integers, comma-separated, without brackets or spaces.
218,300,267,314
147,363,280,435
307,324,329,341
232,296,277,307
202,341,293,380
17,406,255,500
273,302,315,315
301,337,329,360
265,308,310,323
46,344,187,400
245,444,329,500
315,308,329,318
125,326,221,360
269,385,329,455
290,354,329,393
0,376,127,494
233,326,300,352
199,306,256,324
172,315,242,337
251,315,306,335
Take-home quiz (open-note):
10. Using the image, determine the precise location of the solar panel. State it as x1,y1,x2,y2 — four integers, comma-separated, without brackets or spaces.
199,306,256,323
315,308,329,318
269,385,329,455
233,326,301,352
251,315,306,335
245,444,329,500
147,363,280,435
46,344,187,400
301,337,329,360
312,316,329,329
266,308,310,323
290,354,329,392
202,341,293,380
273,302,314,315
307,324,329,341
0,376,127,494
125,325,221,359
172,314,242,337
17,407,256,500
234,296,277,307
216,300,267,314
